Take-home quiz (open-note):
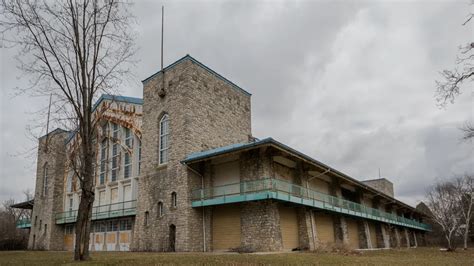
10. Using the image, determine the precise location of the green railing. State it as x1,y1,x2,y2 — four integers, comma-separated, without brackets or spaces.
16,218,31,228
55,200,137,224
191,178,431,231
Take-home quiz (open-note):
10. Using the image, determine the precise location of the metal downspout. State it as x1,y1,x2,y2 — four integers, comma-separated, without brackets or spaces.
184,163,206,252
306,179,316,249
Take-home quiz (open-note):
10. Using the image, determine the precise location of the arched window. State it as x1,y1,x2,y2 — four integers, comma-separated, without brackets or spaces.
159,114,170,164
171,192,177,208
158,201,164,217
43,163,48,196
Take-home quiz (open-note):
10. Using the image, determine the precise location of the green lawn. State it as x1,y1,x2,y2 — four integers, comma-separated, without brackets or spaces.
0,248,472,265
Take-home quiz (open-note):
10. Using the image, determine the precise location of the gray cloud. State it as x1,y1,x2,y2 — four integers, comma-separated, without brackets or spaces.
1,0,472,207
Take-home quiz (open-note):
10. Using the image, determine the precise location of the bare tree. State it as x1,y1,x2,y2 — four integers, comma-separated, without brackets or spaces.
426,181,462,251
454,174,474,250
435,10,473,140
1,0,136,260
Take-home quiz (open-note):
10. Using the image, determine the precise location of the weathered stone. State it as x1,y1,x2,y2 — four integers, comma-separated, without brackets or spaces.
28,129,69,250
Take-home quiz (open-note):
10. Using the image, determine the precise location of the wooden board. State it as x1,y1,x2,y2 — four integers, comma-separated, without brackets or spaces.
314,212,335,244
309,178,330,194
280,206,299,250
346,218,360,249
107,232,116,244
212,205,241,251
64,235,74,251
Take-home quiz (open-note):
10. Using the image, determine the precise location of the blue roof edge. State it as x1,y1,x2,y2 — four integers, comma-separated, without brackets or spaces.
92,94,143,113
141,54,252,97
182,137,274,163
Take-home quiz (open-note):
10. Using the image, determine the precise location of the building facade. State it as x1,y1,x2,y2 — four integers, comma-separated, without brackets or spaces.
17,55,430,252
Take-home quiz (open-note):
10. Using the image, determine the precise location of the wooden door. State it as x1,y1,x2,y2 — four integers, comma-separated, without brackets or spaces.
314,212,335,244
280,206,299,250
212,205,241,251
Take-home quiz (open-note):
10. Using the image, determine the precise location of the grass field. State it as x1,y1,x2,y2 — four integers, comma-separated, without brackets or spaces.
0,247,472,265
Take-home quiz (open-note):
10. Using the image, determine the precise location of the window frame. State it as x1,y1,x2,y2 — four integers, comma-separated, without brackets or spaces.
124,127,132,179
171,192,177,208
43,163,48,196
158,201,164,217
99,139,107,185
111,123,120,181
158,114,170,165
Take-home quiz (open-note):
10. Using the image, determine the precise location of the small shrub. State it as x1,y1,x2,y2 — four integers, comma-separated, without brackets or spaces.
230,245,256,253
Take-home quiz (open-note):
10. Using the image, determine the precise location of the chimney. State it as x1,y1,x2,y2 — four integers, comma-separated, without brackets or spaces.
362,178,394,197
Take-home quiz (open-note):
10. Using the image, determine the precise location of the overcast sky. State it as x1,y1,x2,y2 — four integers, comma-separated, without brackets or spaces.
0,0,472,207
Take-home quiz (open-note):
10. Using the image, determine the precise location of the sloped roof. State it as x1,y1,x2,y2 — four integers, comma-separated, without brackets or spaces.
66,94,143,143
182,137,422,214
10,199,34,209
142,54,251,96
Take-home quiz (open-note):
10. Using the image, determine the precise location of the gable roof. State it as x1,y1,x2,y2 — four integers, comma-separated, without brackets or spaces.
182,137,422,214
66,94,143,144
92,94,143,112
142,54,251,97
38,128,71,141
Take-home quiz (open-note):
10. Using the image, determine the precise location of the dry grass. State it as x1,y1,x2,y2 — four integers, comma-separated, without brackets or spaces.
0,247,472,265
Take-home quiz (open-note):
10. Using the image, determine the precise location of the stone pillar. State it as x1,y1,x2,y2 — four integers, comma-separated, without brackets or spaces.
297,164,315,251
329,179,348,245
404,228,410,248
355,190,370,249
413,231,418,247
359,220,370,249
103,232,107,251
381,225,390,248
91,232,95,251
297,207,314,250
240,201,283,251
394,227,401,248
115,231,120,251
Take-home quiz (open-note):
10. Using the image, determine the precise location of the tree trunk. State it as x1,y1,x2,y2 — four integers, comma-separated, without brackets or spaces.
463,230,468,250
74,140,95,261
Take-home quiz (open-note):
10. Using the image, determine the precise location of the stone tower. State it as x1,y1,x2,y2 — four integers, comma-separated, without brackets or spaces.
28,128,69,250
132,55,251,251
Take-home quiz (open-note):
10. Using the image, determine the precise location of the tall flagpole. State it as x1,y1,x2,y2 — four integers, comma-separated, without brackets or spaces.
45,93,52,152
161,5,164,72
159,5,166,97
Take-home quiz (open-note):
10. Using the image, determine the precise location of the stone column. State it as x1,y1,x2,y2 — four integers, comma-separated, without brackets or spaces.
297,207,314,250
241,201,283,251
115,231,120,251
103,232,107,251
91,232,95,251
359,220,370,249
394,227,401,248
355,191,370,249
297,164,315,251
329,178,348,245
413,231,418,247
404,228,410,248
381,225,390,248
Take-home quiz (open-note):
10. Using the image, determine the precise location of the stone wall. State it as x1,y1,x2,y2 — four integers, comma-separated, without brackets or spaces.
362,178,394,198
28,129,68,250
132,57,251,252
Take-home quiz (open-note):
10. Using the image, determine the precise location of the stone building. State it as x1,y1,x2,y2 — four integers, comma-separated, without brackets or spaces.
15,55,430,252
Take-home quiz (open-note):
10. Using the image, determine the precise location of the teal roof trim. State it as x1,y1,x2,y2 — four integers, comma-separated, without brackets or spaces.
141,54,251,97
92,94,143,113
